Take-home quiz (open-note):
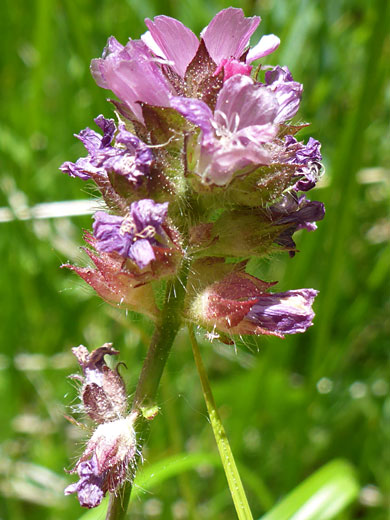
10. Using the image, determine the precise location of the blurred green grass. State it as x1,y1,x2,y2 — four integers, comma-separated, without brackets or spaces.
0,0,389,518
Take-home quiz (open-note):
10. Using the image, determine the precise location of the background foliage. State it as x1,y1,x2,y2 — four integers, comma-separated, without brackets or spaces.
0,0,389,518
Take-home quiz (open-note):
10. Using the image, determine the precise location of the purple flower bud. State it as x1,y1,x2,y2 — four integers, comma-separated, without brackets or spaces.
282,135,323,191
64,455,105,509
71,344,127,423
65,413,137,508
190,271,318,338
246,289,318,334
60,117,153,185
265,66,303,123
93,199,169,269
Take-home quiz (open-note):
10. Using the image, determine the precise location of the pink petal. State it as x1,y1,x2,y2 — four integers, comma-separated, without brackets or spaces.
98,40,173,121
246,34,280,63
140,30,167,60
215,75,279,129
170,96,213,136
90,37,124,89
211,145,273,182
236,123,278,144
144,16,199,77
219,58,252,80
202,7,260,64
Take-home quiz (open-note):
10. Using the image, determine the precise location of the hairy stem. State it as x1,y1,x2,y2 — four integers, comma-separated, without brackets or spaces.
105,257,191,520
188,325,254,520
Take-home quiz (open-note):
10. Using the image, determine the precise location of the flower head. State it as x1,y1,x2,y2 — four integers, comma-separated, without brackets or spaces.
62,7,324,346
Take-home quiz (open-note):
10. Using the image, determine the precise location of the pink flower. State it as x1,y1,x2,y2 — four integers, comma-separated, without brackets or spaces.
171,75,279,185
90,9,280,123
143,8,280,78
91,38,173,122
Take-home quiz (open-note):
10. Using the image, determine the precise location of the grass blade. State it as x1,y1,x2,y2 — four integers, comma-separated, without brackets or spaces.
259,459,359,520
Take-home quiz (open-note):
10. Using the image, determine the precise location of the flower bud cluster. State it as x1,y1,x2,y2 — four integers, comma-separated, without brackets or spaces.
65,344,137,508
61,7,324,338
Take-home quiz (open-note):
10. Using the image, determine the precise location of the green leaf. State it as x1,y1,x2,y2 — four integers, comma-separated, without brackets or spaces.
259,459,359,520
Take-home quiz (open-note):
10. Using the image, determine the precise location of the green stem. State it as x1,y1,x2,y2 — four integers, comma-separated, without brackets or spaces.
105,257,191,520
188,325,254,520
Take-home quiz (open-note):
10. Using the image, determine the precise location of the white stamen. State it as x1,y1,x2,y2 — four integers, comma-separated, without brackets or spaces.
135,225,156,240
119,214,137,236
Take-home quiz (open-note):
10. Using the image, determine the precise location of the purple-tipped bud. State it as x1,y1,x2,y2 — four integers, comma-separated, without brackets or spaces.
71,344,127,423
269,194,325,256
190,271,318,338
65,413,137,508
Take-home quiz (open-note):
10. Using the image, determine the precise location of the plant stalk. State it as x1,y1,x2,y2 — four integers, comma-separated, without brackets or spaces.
105,257,191,520
188,325,253,520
